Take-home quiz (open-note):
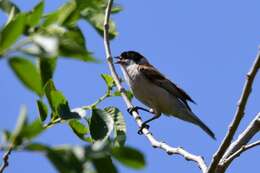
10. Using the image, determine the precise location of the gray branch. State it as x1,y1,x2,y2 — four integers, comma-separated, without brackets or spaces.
222,112,260,159
223,140,260,166
0,144,13,173
103,0,207,172
207,51,260,173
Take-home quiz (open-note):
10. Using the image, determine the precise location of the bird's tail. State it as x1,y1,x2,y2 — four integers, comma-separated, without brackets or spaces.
192,115,216,140
175,111,216,140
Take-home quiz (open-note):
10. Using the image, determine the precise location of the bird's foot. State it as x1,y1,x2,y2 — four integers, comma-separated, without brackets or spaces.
127,106,153,115
138,123,150,135
127,106,139,114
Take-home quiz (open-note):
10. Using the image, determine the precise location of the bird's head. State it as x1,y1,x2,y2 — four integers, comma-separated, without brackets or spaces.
114,51,149,66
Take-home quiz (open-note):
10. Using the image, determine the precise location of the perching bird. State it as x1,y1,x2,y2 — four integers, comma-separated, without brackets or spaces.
115,51,215,139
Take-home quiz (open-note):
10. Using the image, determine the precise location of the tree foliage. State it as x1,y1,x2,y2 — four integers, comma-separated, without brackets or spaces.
0,0,144,173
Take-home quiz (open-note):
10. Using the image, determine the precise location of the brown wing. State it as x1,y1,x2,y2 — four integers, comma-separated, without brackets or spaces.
138,64,195,110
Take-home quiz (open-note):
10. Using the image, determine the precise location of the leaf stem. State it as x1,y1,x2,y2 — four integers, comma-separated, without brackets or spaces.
82,90,111,110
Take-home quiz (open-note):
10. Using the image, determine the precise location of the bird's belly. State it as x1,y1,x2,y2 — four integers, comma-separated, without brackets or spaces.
130,76,182,115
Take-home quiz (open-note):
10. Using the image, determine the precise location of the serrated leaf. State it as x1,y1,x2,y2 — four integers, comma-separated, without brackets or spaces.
0,13,26,55
93,156,117,173
26,1,44,27
105,107,126,146
9,57,42,96
90,109,114,141
112,146,145,169
101,74,114,88
37,100,48,121
39,57,57,86
69,119,90,142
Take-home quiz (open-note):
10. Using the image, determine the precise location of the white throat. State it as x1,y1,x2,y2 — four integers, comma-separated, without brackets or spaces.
120,63,139,85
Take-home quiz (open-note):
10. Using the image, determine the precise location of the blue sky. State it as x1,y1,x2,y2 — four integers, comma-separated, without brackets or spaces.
0,0,260,173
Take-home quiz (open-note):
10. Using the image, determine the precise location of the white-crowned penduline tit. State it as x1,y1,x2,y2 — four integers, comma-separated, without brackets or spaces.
114,51,215,139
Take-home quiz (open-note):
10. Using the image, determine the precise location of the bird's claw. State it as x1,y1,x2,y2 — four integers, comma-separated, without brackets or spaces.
138,123,150,135
127,106,138,114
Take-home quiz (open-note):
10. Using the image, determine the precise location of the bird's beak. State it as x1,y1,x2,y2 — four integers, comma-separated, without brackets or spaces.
114,56,123,64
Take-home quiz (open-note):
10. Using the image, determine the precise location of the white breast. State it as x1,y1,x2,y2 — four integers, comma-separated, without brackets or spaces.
120,64,186,116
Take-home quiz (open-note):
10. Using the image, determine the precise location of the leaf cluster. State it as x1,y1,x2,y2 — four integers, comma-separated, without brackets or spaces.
0,1,145,173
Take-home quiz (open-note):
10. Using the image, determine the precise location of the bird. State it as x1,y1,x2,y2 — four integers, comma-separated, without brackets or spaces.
114,51,215,139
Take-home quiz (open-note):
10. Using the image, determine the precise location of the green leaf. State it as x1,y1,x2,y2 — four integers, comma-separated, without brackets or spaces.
44,80,80,120
0,0,20,15
58,27,96,62
76,0,118,39
0,13,26,55
37,100,48,121
44,79,56,94
113,90,133,101
82,12,117,39
112,146,145,169
2,130,12,143
105,107,126,146
50,91,70,117
101,74,114,88
111,5,123,14
11,106,27,145
21,118,44,140
46,147,84,173
43,0,77,26
26,1,44,27
39,57,57,86
25,143,50,151
90,108,114,141
9,57,42,96
69,119,90,142
93,156,117,173
63,9,80,27
44,80,63,113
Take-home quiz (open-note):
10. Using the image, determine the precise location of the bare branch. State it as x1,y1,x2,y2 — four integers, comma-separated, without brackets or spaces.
208,51,260,173
223,112,260,159
223,140,260,166
212,113,260,172
0,144,13,173
103,0,207,172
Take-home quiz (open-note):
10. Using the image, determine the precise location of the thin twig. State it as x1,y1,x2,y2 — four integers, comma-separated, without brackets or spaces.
223,140,260,166
103,0,207,172
0,144,13,173
214,113,260,172
207,51,260,173
222,112,260,159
